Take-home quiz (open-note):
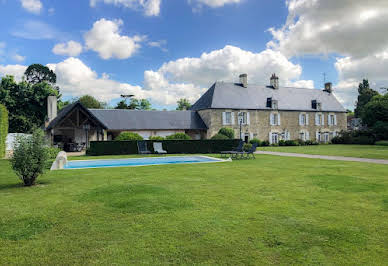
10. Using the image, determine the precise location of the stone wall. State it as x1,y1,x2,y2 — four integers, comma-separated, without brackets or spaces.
198,109,347,142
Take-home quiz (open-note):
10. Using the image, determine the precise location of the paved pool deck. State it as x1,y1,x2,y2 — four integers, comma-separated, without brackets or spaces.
255,151,388,165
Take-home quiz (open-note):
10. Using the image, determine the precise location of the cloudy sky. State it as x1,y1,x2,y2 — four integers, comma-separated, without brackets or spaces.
0,0,387,110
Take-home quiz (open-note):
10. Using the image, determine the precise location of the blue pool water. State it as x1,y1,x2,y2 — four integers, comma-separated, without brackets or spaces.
64,156,225,169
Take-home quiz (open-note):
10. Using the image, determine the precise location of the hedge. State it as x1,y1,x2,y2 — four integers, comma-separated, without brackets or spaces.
375,140,388,146
87,139,241,156
0,104,9,158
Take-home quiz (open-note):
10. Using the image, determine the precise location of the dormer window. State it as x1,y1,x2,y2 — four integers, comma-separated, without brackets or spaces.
266,98,278,109
312,100,322,110
272,100,278,109
266,98,272,108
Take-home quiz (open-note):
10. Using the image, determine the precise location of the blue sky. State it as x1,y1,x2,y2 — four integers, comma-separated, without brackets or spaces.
0,0,387,110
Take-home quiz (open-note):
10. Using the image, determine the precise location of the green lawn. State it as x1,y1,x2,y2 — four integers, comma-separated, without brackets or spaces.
0,155,388,264
260,144,388,160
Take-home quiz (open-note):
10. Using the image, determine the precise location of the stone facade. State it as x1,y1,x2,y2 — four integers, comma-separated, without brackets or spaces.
198,109,347,143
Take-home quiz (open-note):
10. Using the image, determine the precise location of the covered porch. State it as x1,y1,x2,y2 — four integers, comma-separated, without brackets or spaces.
46,102,107,152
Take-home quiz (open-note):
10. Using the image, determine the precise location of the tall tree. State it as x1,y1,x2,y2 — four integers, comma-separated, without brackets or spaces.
115,100,129,109
176,98,191,110
115,98,152,110
0,76,59,133
139,99,151,110
78,95,106,109
24,64,57,84
354,79,379,118
361,93,388,140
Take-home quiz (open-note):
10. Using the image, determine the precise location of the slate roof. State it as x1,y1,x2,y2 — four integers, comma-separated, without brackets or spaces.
191,82,346,112
46,101,108,130
89,109,207,130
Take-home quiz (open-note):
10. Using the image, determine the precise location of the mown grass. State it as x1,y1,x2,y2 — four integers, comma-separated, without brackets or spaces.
260,144,388,160
0,155,387,265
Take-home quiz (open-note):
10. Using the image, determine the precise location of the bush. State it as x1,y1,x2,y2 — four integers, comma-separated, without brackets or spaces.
261,140,270,146
149,136,165,141
278,140,286,146
165,133,191,140
211,133,229,140
372,121,388,141
10,129,48,186
249,138,261,146
0,104,8,158
375,140,388,146
115,132,143,141
331,130,375,145
304,140,319,145
46,146,61,159
218,128,235,139
285,140,299,146
243,143,253,151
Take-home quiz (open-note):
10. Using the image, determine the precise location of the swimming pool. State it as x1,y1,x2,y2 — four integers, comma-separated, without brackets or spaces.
63,156,228,170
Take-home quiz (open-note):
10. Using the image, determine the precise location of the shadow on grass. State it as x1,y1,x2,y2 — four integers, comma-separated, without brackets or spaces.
0,181,51,191
79,184,193,214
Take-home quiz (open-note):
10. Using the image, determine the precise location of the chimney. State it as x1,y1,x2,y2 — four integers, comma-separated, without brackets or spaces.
270,73,279,89
47,95,57,123
239,74,248,88
324,82,333,93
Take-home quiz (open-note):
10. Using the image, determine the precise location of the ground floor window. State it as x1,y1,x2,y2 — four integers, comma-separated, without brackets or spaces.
324,132,330,143
271,133,279,144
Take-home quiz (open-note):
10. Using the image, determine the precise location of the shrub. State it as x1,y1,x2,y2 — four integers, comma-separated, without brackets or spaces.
285,140,299,146
10,129,48,186
0,104,8,158
372,121,388,141
243,143,253,151
149,136,165,141
297,139,306,146
261,140,270,146
304,140,319,145
249,138,261,146
375,140,388,146
331,130,375,145
211,133,229,140
165,133,191,140
46,147,61,159
115,132,143,141
278,140,286,146
218,128,235,139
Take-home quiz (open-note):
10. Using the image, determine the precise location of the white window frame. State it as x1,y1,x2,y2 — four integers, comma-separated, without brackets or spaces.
315,113,324,126
271,132,279,144
222,111,235,126
225,112,232,125
270,112,280,126
328,114,337,126
299,113,309,126
237,111,250,125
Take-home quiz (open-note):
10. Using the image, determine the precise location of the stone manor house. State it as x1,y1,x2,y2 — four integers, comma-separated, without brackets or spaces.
45,74,346,148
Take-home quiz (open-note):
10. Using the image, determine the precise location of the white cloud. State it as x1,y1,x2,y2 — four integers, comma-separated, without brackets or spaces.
84,18,145,60
148,40,167,52
20,0,42,14
52,41,83,57
268,0,388,58
268,0,388,109
12,20,60,40
191,0,241,8
0,64,27,81
90,0,161,16
47,57,146,102
12,54,26,62
143,45,314,105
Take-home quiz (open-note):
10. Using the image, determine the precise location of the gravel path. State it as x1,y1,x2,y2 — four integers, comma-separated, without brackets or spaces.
255,151,388,165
